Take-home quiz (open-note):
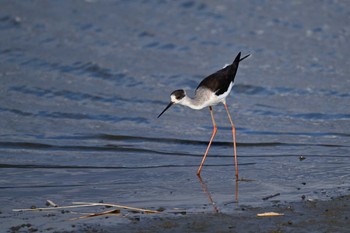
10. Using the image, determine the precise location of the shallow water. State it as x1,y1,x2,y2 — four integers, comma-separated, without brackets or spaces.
0,0,349,214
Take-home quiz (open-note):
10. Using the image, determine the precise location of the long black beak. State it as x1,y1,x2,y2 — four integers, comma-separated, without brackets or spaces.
157,102,173,118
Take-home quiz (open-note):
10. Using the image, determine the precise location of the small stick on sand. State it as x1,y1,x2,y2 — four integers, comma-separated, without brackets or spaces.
13,202,160,214
13,204,102,212
72,202,160,214
70,208,121,220
46,200,58,207
262,193,281,201
257,212,284,217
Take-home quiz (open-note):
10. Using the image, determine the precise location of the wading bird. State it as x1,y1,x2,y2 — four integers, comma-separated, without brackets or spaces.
157,52,249,179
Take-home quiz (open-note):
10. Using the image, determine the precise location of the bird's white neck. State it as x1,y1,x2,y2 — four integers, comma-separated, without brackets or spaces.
179,87,220,110
178,95,206,110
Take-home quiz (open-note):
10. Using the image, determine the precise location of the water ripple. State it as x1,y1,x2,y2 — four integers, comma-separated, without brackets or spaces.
1,52,140,86
240,128,350,138
234,84,350,98
0,107,148,123
1,131,347,157
8,85,163,105
0,141,191,156
0,15,21,30
250,109,350,121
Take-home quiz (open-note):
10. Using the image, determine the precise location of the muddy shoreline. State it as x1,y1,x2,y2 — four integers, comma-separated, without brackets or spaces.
5,195,349,233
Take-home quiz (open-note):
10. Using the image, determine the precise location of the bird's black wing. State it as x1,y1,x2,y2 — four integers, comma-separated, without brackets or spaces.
196,68,231,96
196,52,245,96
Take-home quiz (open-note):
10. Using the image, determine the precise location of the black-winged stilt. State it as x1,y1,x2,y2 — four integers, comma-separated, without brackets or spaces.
158,52,250,179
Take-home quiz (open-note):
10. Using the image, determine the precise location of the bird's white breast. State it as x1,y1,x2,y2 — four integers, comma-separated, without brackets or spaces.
214,81,233,103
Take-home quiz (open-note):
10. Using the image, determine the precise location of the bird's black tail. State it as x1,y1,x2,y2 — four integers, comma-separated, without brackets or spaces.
239,53,250,62
228,52,250,82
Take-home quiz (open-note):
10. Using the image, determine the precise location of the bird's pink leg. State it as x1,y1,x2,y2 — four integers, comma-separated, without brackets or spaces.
223,103,239,180
197,106,217,176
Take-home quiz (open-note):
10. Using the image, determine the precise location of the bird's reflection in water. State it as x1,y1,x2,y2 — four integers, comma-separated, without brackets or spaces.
197,175,239,213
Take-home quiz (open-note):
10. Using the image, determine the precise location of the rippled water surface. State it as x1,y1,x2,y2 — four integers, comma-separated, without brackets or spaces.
1,0,349,213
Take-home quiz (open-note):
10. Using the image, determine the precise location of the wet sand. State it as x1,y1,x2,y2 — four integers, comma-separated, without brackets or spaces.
118,195,350,233
4,195,349,232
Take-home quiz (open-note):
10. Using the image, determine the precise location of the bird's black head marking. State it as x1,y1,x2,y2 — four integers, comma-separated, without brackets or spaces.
158,89,186,118
171,89,186,100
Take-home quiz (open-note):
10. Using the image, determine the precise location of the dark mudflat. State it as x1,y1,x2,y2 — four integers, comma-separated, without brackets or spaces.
4,195,349,233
